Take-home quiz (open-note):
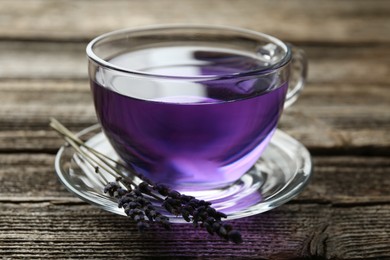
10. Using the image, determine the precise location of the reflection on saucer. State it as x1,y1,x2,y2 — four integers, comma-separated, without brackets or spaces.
55,125,312,223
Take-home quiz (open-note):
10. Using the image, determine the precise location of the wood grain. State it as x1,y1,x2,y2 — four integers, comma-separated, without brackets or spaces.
1,1,389,259
1,154,389,205
2,153,390,259
0,80,388,154
0,0,389,44
0,201,388,259
1,42,390,85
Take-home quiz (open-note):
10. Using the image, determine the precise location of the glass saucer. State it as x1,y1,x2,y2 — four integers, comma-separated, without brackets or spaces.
54,125,312,223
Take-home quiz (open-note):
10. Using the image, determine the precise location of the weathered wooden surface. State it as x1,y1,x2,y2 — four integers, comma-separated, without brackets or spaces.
0,0,389,44
0,80,389,155
1,43,390,83
1,155,389,204
0,155,389,259
0,0,389,259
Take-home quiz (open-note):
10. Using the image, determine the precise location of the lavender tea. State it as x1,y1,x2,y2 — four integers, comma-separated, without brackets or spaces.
90,46,288,189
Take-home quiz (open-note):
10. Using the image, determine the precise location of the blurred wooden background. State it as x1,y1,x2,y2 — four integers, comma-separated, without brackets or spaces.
0,1,389,259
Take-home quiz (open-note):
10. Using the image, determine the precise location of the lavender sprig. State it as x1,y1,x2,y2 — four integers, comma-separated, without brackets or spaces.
50,118,242,244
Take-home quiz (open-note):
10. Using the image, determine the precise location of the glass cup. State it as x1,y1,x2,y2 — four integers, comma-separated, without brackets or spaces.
86,25,307,192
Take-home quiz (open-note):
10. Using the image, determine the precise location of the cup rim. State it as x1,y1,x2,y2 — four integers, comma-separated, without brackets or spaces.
86,24,292,80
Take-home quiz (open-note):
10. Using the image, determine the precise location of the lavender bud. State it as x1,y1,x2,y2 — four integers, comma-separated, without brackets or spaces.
206,207,217,216
184,205,194,214
138,182,151,194
136,197,147,205
189,198,200,206
192,210,200,220
133,215,144,222
204,222,214,235
151,210,157,217
137,221,149,232
168,190,181,199
103,182,119,196
218,226,227,236
131,189,142,196
223,223,233,232
128,202,139,209
118,196,128,208
212,222,221,232
199,211,208,221
161,219,171,230
206,217,215,224
154,184,170,196
162,201,173,214
199,200,211,206
180,195,194,202
228,230,243,244
146,204,155,210
217,211,228,219
125,208,134,216
197,206,206,212
182,210,191,222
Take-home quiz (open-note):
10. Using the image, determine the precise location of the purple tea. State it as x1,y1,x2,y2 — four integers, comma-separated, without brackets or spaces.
90,46,288,189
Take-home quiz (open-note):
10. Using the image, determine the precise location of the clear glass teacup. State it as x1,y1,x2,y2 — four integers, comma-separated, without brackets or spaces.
87,25,307,192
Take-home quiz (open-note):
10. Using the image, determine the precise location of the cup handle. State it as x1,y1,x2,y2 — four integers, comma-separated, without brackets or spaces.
284,46,308,108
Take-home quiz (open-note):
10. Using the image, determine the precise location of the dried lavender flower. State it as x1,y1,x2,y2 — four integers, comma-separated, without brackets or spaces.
50,118,242,244
104,180,242,243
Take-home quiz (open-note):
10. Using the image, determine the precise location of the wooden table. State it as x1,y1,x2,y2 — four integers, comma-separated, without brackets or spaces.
1,1,389,259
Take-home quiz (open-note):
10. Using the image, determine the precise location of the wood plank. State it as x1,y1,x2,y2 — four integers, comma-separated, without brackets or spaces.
1,154,389,259
299,156,390,205
326,206,390,259
1,42,390,85
0,42,86,79
0,122,389,155
0,80,95,132
0,80,388,153
0,0,389,44
0,154,70,198
1,1,388,258
1,154,389,205
0,203,328,259
0,202,388,259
